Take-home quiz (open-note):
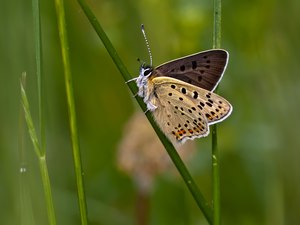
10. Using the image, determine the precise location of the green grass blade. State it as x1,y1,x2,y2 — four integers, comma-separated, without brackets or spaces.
212,128,220,224
213,0,222,49
38,156,57,225
212,0,223,224
19,168,36,225
53,0,88,224
19,73,35,225
76,0,213,223
21,77,41,158
20,73,57,225
32,0,45,152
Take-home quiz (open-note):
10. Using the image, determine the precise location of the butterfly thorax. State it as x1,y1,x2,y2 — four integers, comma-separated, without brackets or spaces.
137,64,158,111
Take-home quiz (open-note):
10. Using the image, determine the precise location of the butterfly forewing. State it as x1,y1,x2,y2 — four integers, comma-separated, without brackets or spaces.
150,77,232,143
151,49,228,91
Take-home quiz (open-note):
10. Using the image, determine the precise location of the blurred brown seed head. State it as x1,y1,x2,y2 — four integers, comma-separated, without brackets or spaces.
117,111,195,193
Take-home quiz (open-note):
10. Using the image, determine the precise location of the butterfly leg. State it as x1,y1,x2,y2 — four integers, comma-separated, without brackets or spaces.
146,102,157,111
144,108,150,114
125,77,138,83
143,105,156,114
131,92,139,98
126,77,140,97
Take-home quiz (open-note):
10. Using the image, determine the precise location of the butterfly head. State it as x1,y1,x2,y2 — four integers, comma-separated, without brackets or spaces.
138,63,153,85
136,63,154,99
140,63,153,77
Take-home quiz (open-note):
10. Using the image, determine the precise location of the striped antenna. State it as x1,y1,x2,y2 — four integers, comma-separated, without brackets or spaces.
141,24,153,66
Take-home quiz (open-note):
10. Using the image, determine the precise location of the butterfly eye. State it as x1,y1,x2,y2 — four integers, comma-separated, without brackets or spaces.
143,68,152,76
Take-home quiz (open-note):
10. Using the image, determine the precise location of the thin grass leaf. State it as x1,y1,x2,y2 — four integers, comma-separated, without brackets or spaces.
21,78,41,158
20,73,57,225
32,0,45,151
19,168,36,225
53,0,88,224
212,0,223,224
18,73,35,225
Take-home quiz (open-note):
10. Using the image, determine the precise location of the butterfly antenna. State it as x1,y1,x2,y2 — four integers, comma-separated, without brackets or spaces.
141,24,153,66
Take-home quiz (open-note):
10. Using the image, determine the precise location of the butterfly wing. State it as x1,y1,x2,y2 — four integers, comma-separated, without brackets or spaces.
151,49,228,92
150,76,232,143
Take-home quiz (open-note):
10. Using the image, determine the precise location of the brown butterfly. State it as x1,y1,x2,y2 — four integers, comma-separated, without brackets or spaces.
129,26,232,144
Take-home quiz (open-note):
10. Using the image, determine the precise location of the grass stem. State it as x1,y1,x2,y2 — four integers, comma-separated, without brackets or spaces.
212,0,223,223
32,0,45,152
20,75,57,225
53,0,88,224
19,73,35,225
76,0,213,223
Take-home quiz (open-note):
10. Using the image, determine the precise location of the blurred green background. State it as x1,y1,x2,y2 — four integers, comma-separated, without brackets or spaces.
1,0,300,224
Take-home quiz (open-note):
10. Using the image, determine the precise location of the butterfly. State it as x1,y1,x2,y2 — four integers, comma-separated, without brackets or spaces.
128,26,232,144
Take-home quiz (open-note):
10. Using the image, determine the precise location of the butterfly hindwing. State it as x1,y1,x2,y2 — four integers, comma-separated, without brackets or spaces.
150,77,232,143
195,91,232,125
151,84,209,143
152,49,228,91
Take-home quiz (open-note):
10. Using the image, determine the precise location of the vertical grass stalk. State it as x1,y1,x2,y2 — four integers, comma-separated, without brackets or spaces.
20,75,57,225
212,0,222,224
19,73,35,225
53,0,88,224
29,0,57,222
76,0,212,223
32,0,45,151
